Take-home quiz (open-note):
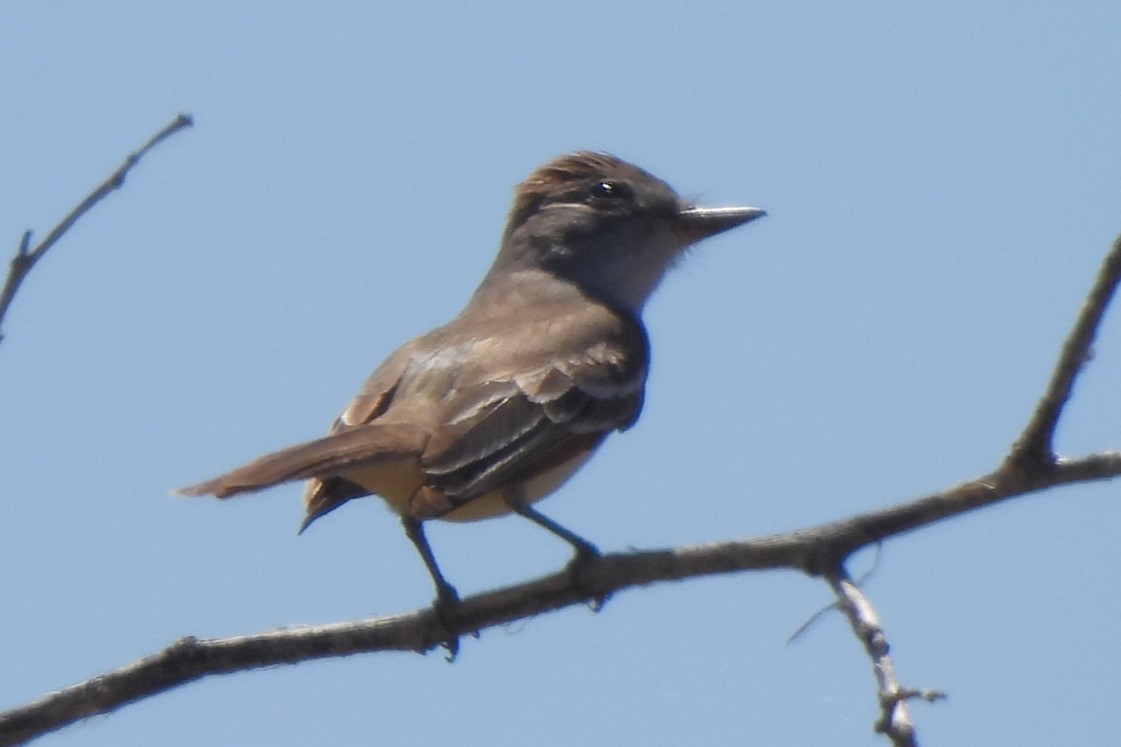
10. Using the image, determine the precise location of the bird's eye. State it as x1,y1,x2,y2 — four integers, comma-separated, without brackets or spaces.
590,180,632,202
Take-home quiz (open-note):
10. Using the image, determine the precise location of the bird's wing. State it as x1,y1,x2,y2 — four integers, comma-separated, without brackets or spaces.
419,318,649,503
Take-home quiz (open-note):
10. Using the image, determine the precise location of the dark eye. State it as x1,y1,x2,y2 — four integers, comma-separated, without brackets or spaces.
590,180,632,202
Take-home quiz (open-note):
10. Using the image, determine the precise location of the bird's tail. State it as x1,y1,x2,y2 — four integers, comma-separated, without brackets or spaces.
173,423,428,499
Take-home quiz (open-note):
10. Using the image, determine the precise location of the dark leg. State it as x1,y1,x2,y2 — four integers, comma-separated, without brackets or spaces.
402,516,461,656
505,493,608,609
507,500,600,560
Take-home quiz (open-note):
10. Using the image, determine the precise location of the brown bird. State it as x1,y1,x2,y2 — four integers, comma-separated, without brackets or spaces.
178,152,764,614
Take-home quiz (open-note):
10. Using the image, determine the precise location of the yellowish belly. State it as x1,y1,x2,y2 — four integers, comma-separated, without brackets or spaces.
342,448,597,523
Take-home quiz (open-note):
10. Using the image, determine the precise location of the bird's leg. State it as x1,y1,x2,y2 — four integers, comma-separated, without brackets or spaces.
504,488,608,609
510,501,600,559
401,516,461,658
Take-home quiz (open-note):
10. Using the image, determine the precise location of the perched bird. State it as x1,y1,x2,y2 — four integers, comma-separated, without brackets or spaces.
178,152,764,614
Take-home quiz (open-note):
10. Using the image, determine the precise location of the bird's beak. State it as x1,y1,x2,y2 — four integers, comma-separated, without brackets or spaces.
677,205,766,243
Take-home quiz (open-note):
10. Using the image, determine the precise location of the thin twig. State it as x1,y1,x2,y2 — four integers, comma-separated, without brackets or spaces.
0,113,193,345
1007,234,1121,467
826,567,947,747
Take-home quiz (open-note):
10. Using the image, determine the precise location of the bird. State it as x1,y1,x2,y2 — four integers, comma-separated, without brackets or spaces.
178,151,765,619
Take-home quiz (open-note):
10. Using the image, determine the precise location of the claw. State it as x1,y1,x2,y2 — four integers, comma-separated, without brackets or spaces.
432,583,462,661
564,545,610,611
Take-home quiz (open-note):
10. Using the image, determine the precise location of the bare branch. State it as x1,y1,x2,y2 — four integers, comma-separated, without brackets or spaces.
748,451,1121,577
826,567,947,747
1,447,1118,745
1007,233,1121,467
0,113,193,345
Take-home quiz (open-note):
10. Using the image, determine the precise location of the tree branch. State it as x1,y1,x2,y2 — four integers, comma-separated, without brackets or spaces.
0,113,193,345
1,445,1118,745
1007,233,1121,467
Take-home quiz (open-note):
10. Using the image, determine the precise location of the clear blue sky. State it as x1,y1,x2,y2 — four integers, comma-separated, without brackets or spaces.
3,3,1120,745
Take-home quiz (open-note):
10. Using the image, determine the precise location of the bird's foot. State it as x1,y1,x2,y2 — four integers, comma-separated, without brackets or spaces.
564,543,610,612
432,582,463,661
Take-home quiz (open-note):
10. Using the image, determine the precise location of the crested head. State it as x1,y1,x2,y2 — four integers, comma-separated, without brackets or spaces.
480,151,765,314
506,152,676,234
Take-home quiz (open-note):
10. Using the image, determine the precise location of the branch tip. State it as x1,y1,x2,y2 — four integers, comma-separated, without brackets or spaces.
0,114,192,346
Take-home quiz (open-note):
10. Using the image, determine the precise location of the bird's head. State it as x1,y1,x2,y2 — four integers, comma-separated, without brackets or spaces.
487,152,765,312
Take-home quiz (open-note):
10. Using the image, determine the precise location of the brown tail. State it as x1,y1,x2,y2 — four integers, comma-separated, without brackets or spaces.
174,423,428,499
